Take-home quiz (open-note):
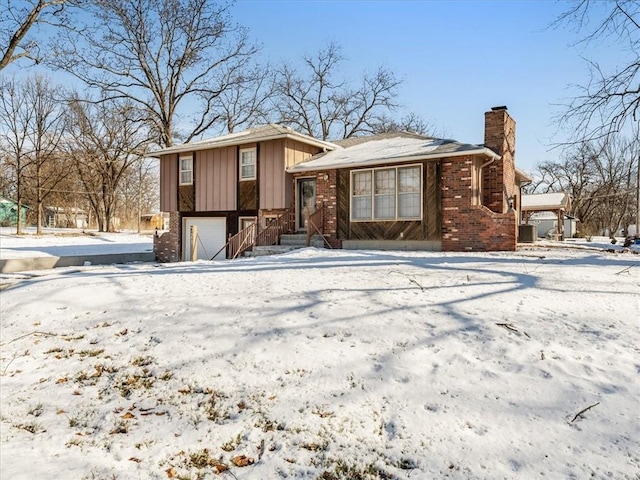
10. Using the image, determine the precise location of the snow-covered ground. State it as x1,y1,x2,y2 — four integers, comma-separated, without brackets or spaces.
1,242,639,479
0,228,153,259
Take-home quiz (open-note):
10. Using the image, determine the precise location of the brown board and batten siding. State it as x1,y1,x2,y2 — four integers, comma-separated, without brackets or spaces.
425,162,441,239
259,139,286,209
159,154,178,212
285,140,321,168
337,160,441,242
238,143,258,211
195,146,237,211
179,185,195,212
285,140,323,209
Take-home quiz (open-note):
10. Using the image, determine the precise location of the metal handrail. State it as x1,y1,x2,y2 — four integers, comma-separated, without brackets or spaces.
306,205,323,246
212,209,296,260
256,210,295,246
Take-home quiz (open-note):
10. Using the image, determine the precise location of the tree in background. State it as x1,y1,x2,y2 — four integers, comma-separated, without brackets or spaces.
271,42,429,140
0,0,70,70
66,95,150,232
534,131,638,237
0,77,32,233
116,157,159,232
21,75,69,233
51,0,265,148
0,75,69,233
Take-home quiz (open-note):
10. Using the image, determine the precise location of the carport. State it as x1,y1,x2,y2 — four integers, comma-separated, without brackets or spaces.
521,192,572,240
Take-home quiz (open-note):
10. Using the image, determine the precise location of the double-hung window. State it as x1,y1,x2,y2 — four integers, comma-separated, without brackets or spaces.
179,156,193,185
240,148,256,181
351,165,421,221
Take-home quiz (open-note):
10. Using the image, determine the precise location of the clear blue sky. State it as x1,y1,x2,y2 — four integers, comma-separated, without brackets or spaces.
231,0,622,173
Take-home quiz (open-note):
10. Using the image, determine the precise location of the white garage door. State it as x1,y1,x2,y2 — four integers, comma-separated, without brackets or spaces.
183,217,227,260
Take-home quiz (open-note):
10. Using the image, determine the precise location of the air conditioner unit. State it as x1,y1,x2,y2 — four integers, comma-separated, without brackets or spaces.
518,224,536,243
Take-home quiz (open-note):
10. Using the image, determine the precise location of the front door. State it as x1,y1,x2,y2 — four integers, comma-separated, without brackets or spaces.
297,177,316,231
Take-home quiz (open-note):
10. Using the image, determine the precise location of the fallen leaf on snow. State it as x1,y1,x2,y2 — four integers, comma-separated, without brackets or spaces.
231,455,254,467
165,467,176,478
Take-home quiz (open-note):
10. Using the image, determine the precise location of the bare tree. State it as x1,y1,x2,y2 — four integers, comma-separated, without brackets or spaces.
51,0,264,147
0,78,31,233
0,75,68,233
20,76,69,233
534,132,638,237
554,1,640,142
117,157,159,231
272,42,408,140
369,112,436,136
66,95,150,232
0,0,69,70
214,64,273,133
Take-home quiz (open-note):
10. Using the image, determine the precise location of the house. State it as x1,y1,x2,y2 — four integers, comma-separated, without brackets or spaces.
521,192,572,240
0,197,29,227
44,206,88,229
140,213,170,231
152,106,531,261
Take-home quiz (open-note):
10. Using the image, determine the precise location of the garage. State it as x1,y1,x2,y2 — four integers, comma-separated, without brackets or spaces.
182,217,227,260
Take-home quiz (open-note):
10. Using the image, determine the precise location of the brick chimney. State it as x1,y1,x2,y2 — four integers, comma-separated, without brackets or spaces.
483,106,516,213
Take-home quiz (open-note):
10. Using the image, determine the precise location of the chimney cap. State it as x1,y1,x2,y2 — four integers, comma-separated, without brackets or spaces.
491,105,508,111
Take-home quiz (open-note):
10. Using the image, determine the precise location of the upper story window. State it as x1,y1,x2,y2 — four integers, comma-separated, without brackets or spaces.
240,147,256,181
351,165,422,222
179,156,193,185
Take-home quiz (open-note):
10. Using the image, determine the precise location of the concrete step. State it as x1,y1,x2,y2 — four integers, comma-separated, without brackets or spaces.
243,245,301,257
280,234,325,248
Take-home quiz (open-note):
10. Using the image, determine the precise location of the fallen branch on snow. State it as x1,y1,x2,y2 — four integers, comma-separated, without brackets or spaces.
570,401,600,424
614,265,633,275
5,331,58,344
496,323,530,338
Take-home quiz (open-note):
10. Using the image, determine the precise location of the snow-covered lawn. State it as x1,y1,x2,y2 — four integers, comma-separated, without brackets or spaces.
1,245,639,479
0,228,153,259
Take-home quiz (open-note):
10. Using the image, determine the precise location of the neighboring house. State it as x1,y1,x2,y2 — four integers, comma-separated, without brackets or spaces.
0,197,29,227
44,206,88,229
152,106,531,261
141,213,169,231
528,212,579,239
521,192,572,240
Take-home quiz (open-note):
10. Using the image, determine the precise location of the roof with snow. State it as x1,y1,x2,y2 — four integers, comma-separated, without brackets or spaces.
529,211,579,221
521,192,572,211
286,133,499,172
151,124,339,156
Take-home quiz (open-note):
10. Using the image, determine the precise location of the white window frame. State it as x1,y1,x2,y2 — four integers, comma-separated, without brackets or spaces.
350,164,422,222
179,155,193,185
239,216,257,231
239,147,257,181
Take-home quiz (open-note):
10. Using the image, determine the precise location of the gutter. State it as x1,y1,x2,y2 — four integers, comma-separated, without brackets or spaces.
149,133,341,158
286,147,500,173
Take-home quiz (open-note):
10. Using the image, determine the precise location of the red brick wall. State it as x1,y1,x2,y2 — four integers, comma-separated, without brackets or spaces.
292,170,341,248
441,156,517,251
483,108,517,213
153,211,181,262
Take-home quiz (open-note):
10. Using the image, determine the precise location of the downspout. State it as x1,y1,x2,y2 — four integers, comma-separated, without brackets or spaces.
478,155,497,207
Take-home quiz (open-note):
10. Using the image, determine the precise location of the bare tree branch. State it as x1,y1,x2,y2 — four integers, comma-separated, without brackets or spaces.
271,42,411,141
553,1,640,144
0,0,69,70
49,0,265,148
